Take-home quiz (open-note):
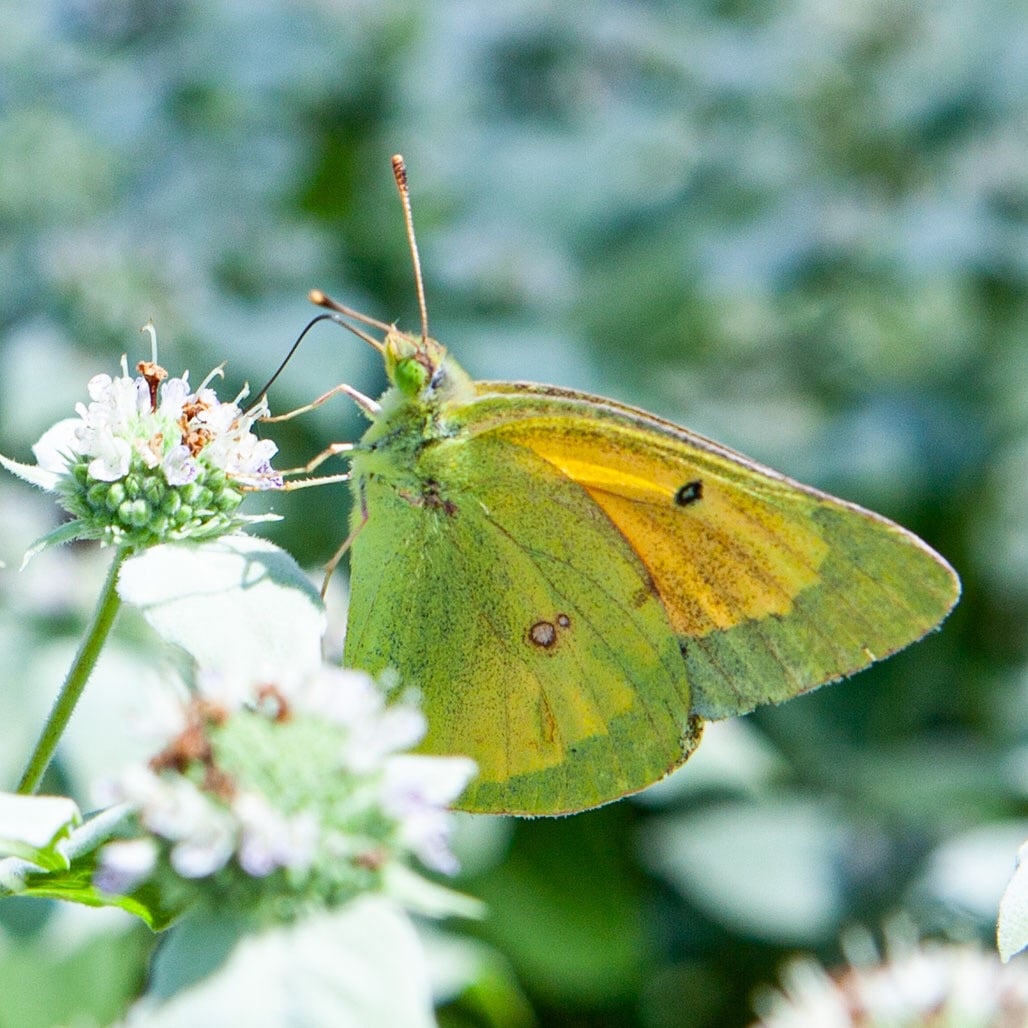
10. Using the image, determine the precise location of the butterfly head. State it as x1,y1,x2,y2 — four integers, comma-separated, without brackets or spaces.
383,327,472,406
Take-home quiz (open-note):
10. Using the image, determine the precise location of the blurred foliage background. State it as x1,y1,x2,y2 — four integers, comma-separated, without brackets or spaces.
0,0,1025,1025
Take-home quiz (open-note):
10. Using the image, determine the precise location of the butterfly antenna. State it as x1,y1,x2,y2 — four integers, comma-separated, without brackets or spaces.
308,290,387,353
244,312,342,414
391,154,430,343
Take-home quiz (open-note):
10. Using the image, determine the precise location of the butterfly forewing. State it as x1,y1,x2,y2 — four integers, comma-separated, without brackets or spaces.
457,383,961,721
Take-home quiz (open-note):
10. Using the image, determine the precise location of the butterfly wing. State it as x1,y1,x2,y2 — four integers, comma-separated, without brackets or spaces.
345,428,702,815
456,382,960,723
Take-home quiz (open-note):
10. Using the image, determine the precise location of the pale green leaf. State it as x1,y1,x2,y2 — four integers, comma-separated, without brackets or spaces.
383,863,486,921
0,452,61,491
999,841,1028,962
0,803,181,930
134,897,434,1025
0,792,80,870
117,536,325,678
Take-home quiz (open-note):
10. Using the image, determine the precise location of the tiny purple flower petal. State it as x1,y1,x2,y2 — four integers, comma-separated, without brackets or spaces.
171,833,236,878
162,445,199,486
234,793,318,877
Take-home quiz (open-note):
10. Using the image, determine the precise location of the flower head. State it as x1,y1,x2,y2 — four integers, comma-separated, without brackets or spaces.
1,349,282,557
93,667,476,918
753,928,1028,1027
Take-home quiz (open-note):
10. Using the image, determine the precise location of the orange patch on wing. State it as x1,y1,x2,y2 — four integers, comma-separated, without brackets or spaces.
499,423,829,637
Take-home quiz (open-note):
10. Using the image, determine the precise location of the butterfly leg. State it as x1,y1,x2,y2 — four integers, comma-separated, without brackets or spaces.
276,442,356,478
321,487,369,597
261,382,381,421
240,466,351,493
275,471,353,490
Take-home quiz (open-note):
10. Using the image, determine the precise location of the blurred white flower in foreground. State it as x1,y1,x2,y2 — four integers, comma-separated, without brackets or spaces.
752,929,1028,1028
94,667,476,916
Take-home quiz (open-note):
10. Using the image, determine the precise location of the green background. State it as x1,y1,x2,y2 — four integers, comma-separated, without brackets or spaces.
0,1,1024,1024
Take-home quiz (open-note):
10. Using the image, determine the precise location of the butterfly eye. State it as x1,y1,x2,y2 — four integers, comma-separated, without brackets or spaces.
394,356,430,397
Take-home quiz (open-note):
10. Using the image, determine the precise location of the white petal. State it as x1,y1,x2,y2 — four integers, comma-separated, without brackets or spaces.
162,445,199,486
95,837,158,894
31,418,82,474
171,833,235,878
381,755,477,874
87,436,132,481
87,373,114,401
384,755,477,808
158,377,191,421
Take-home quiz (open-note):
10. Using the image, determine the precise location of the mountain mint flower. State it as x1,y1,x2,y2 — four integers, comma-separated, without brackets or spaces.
94,668,477,918
1,351,282,557
752,931,1028,1027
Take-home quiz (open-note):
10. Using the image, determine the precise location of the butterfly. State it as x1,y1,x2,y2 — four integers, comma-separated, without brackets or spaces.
296,156,960,816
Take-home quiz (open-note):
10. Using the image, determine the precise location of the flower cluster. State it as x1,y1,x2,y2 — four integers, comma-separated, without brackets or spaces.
753,933,1028,1027
94,668,476,918
1,353,281,554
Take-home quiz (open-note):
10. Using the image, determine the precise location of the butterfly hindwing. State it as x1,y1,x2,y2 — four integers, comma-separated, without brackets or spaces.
344,430,701,815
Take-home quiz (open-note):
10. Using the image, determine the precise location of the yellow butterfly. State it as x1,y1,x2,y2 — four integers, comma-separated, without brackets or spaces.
300,156,960,816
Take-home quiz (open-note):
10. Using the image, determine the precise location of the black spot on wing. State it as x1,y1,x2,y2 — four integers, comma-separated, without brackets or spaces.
674,480,703,506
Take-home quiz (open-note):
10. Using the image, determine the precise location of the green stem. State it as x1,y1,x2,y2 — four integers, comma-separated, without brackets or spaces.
16,550,127,795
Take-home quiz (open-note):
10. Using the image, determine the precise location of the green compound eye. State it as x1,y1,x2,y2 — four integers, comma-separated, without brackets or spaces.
394,356,430,397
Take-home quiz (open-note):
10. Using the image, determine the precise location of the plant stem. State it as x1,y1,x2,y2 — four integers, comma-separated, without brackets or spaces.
16,550,127,795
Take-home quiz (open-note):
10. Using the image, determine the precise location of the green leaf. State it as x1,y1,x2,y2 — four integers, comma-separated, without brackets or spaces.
0,909,153,1028
0,452,61,491
0,804,184,930
19,518,92,567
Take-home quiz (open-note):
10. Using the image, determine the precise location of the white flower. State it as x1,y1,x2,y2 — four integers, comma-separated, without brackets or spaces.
96,666,477,906
87,432,132,482
171,829,237,879
234,792,318,877
105,766,236,879
9,356,278,495
95,838,158,895
2,347,283,553
381,755,478,874
753,935,1028,1027
193,668,256,713
200,398,282,488
161,444,199,487
291,668,425,760
288,666,383,726
156,375,191,422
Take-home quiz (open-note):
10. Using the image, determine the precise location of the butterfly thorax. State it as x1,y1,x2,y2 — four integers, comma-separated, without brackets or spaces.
352,329,476,480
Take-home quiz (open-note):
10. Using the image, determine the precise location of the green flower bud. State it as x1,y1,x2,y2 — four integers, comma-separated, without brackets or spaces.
118,498,152,528
105,482,127,512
